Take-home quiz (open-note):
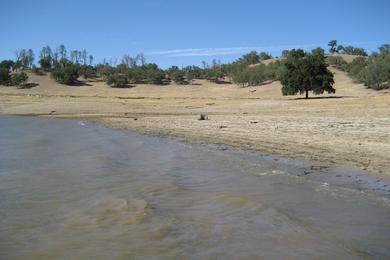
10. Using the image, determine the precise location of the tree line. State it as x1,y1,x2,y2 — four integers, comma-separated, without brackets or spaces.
1,41,389,96
327,40,368,56
328,44,390,90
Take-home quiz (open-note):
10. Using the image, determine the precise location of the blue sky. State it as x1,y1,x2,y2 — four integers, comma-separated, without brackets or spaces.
1,0,389,68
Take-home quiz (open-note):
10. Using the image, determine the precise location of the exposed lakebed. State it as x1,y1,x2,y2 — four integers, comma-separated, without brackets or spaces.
0,116,389,259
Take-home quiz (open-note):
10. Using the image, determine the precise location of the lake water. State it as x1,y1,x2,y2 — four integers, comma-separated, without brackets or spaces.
0,116,389,259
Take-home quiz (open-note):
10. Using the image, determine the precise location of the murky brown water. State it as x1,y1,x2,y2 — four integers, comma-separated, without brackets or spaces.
0,116,389,259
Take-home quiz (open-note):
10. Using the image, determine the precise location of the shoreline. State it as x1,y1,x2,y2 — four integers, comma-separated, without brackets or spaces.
2,115,389,259
3,114,390,199
2,95,390,180
2,94,390,179
91,116,390,199
1,68,389,181
91,114,390,178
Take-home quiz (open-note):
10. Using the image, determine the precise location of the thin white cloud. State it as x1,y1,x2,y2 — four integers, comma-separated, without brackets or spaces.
146,44,319,57
145,41,380,57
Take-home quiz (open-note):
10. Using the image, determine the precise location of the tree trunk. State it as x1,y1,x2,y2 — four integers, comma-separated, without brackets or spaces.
305,90,309,99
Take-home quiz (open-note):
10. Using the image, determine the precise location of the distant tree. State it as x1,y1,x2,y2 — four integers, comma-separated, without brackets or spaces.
31,64,41,74
183,65,203,83
88,55,94,65
0,60,15,71
0,60,14,85
15,49,33,70
11,72,28,85
79,65,96,79
138,53,146,66
82,49,88,65
56,44,67,60
259,52,272,61
106,74,129,88
0,59,28,86
266,60,282,79
327,56,348,70
239,51,260,65
121,54,137,68
211,59,220,68
336,45,344,54
70,50,78,63
144,63,165,84
347,57,368,81
361,60,389,90
232,64,275,87
39,58,52,71
185,71,195,83
167,65,185,84
201,60,208,69
328,40,338,54
39,46,54,71
96,63,115,79
14,50,22,71
379,44,390,55
0,67,11,85
40,46,53,60
341,46,367,56
51,64,79,85
77,51,83,64
280,48,335,99
26,49,35,68
281,50,290,58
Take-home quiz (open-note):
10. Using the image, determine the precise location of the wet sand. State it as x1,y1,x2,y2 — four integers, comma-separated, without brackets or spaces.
0,116,389,259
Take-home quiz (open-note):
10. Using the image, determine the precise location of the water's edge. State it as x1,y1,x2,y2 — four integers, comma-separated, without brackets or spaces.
1,115,389,259
26,115,390,199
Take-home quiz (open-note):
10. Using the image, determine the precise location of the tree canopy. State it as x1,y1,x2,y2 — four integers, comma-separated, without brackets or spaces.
280,48,335,98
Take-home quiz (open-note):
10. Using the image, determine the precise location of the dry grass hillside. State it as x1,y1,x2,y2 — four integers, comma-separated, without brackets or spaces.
1,62,389,177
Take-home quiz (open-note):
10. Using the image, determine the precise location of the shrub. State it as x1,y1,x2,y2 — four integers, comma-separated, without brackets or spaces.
205,68,224,83
232,63,279,87
167,66,185,84
11,72,28,85
144,64,165,84
106,74,130,88
183,65,203,82
359,55,390,90
0,60,14,71
79,65,96,79
327,56,348,71
39,58,52,71
346,57,368,82
51,64,79,85
0,67,11,85
199,114,208,120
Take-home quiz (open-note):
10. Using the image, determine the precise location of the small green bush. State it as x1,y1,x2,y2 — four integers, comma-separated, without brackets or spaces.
51,64,79,85
11,72,28,85
327,56,348,71
0,67,11,85
106,74,130,88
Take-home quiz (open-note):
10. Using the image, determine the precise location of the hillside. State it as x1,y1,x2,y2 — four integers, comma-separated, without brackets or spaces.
0,61,383,99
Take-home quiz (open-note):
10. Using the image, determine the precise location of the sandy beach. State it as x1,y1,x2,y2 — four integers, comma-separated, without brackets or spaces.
1,67,389,177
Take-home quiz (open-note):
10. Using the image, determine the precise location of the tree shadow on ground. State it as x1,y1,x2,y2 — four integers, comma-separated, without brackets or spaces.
69,81,93,87
215,79,232,84
17,83,40,89
293,96,351,100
